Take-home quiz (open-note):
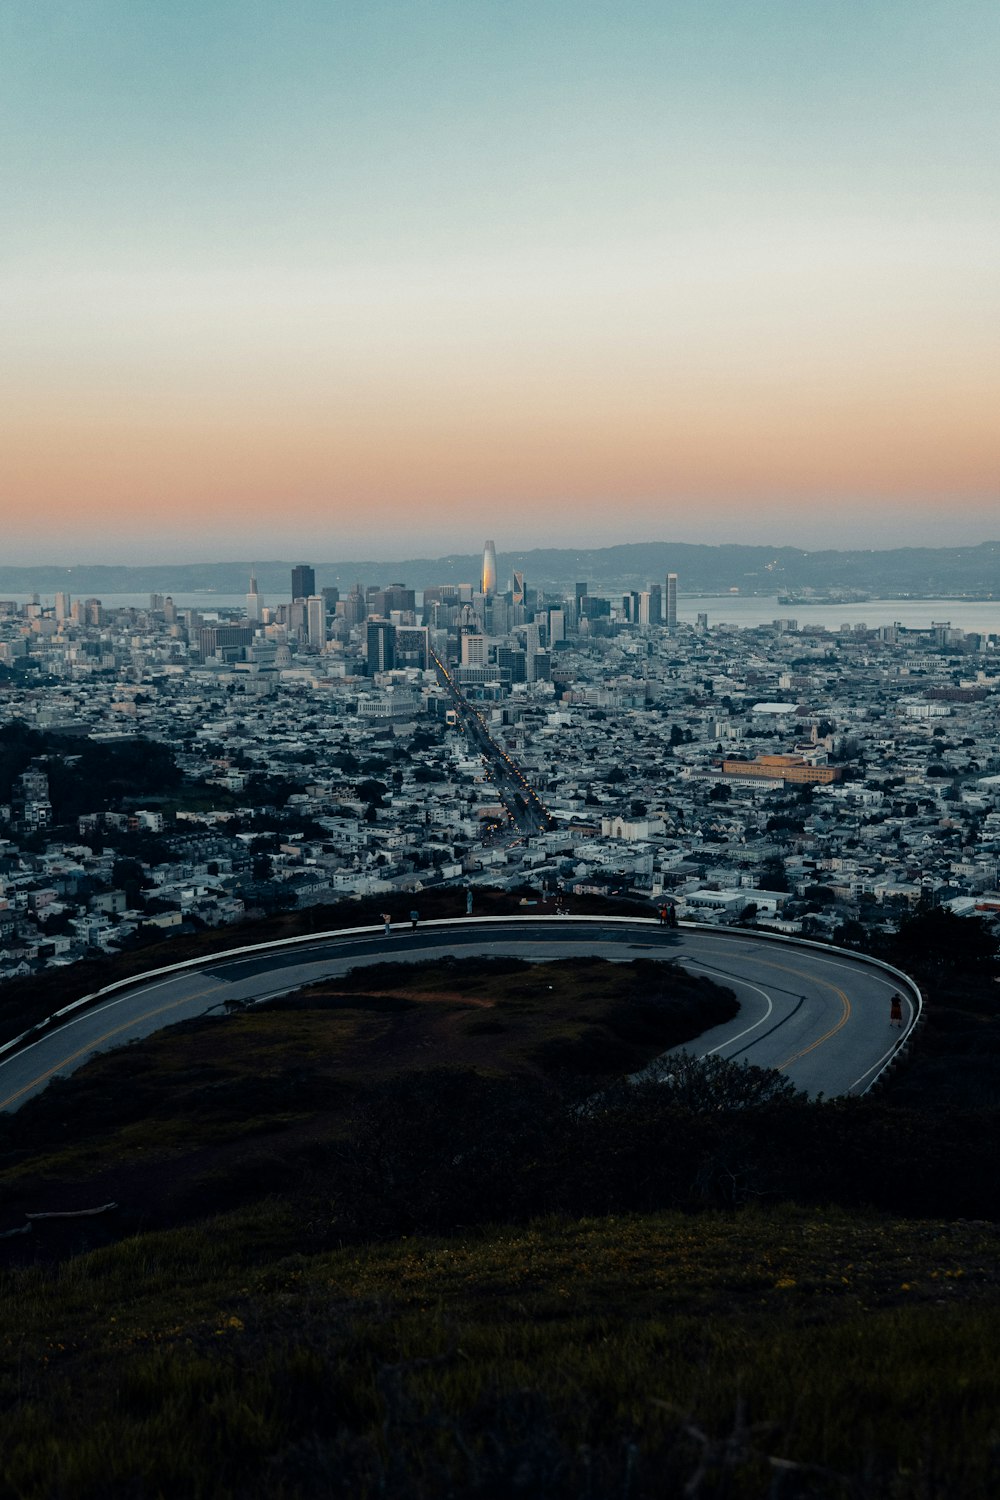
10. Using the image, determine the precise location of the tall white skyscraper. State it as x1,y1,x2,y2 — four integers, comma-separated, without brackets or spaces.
481,539,498,596
54,591,71,622
666,573,678,630
246,570,262,623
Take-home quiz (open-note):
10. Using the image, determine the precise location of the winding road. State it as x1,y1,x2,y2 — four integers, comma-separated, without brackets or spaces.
0,917,918,1113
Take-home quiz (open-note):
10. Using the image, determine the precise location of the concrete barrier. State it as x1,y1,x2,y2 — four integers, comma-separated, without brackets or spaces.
0,914,922,1096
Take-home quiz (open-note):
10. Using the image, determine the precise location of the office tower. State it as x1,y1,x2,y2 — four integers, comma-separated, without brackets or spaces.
649,584,662,625
199,624,254,659
395,625,430,669
549,608,565,645
291,563,315,601
575,581,587,609
666,573,678,630
368,583,416,617
84,598,102,627
497,646,526,684
306,595,326,647
512,570,526,606
54,592,71,623
342,584,366,626
246,570,262,624
163,596,177,625
366,619,395,674
461,633,489,667
524,620,541,681
149,593,164,612
488,597,510,636
321,586,340,615
481,540,498,597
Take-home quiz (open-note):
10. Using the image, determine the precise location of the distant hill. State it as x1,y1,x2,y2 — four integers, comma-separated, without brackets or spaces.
2,539,999,597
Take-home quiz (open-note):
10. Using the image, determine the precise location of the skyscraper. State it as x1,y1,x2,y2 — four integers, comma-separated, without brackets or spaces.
246,569,262,623
306,595,326,647
367,620,395,674
291,563,315,601
666,573,678,630
481,539,497,597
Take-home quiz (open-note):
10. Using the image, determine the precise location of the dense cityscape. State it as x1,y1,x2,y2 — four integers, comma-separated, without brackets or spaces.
2,539,998,983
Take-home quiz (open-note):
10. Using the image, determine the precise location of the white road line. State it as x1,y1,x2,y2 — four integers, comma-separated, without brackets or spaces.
681,962,775,1055
846,994,915,1092
0,926,912,1105
685,936,900,993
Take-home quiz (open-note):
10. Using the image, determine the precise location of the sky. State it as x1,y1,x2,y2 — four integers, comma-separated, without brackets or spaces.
1,0,998,563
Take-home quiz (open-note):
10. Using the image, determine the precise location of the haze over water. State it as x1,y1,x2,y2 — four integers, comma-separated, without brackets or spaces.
11,594,1000,638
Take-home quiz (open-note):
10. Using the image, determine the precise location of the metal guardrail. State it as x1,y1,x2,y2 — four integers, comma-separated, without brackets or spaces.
0,915,922,1096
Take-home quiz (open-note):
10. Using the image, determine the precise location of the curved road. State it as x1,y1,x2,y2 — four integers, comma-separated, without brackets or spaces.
0,918,916,1113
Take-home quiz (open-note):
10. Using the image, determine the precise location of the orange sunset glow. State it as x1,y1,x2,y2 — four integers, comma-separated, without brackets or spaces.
2,3,997,560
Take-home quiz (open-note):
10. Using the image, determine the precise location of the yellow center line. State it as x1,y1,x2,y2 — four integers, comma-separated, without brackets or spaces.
0,984,225,1111
755,959,852,1071
773,982,851,1070
707,952,853,1072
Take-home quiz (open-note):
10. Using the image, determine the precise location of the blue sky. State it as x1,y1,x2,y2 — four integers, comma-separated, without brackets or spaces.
1,1,997,559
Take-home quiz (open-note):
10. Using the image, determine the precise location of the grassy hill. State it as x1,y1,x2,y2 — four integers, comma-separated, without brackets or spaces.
2,944,1000,1496
1,1202,998,1497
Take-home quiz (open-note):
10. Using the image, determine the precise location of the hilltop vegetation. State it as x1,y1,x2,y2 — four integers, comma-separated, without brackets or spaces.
1,933,999,1496
1,1202,999,1498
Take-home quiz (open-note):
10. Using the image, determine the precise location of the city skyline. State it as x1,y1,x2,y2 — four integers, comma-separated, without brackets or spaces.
2,2,998,562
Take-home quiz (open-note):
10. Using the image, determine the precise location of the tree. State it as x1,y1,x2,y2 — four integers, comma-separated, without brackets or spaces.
356,779,387,806
605,1051,802,1112
759,855,790,893
112,858,148,906
891,906,997,978
833,918,868,949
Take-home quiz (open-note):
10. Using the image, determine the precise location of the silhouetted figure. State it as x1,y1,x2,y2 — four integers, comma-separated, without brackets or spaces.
890,992,904,1027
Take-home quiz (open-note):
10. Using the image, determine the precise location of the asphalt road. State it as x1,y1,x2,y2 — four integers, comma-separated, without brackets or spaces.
432,653,551,835
0,919,916,1113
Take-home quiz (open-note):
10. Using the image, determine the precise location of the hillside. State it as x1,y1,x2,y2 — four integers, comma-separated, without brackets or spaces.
2,942,1000,1497
0,955,736,1241
2,538,999,596
1,1202,998,1498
